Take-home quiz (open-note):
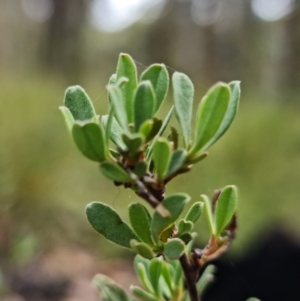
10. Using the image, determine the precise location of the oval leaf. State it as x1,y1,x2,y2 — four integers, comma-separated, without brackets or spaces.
134,81,156,132
86,202,139,249
189,83,230,157
64,86,96,121
133,161,147,178
177,219,193,236
172,72,194,148
146,106,174,159
141,64,169,113
185,202,204,223
215,185,237,236
152,137,171,181
130,240,154,259
164,149,187,179
116,53,138,123
151,193,190,242
131,286,157,301
59,106,75,132
201,194,215,235
129,203,154,246
101,115,126,150
140,118,163,144
136,262,153,293
100,161,131,183
72,122,107,162
164,238,185,260
202,81,241,150
148,258,163,294
108,85,128,130
122,133,143,154
93,274,131,301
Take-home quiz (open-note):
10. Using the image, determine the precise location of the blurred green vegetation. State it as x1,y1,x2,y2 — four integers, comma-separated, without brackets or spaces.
1,74,299,265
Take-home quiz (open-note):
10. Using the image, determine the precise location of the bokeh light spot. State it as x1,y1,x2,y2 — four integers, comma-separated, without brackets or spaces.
251,0,295,22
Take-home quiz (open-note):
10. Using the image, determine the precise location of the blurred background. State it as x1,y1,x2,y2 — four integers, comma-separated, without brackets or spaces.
1,0,300,300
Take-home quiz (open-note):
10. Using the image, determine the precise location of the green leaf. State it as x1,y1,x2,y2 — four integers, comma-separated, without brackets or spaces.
214,185,237,236
173,261,183,287
72,122,107,162
196,264,216,296
116,53,138,123
161,262,173,293
185,202,204,223
146,106,174,159
86,202,139,249
136,262,153,293
202,81,241,150
151,193,190,242
177,219,193,236
129,203,154,246
134,81,156,132
122,133,143,154
164,238,185,260
101,115,126,150
130,240,154,259
100,161,131,183
141,118,163,142
64,86,96,121
159,223,175,243
167,126,179,150
139,120,153,140
186,152,208,164
201,195,215,235
178,232,193,244
164,149,187,179
152,138,171,181
133,161,147,178
172,72,194,148
148,257,163,295
93,274,131,301
141,64,169,113
107,73,117,104
108,85,128,130
59,106,75,132
131,286,157,301
189,83,230,157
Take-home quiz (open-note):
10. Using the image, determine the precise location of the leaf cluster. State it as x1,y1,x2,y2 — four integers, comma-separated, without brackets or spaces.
59,54,259,301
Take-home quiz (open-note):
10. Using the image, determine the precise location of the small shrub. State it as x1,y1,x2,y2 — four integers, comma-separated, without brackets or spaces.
60,53,258,301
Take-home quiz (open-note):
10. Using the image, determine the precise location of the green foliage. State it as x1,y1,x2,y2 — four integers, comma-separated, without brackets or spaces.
116,53,138,123
185,202,204,223
151,194,190,243
134,81,156,132
93,274,132,301
64,85,96,121
188,83,231,157
59,53,253,301
59,106,75,131
129,203,154,246
152,138,171,181
100,161,132,183
72,122,107,162
215,185,237,236
86,202,139,249
164,238,185,260
172,72,194,148
140,64,169,113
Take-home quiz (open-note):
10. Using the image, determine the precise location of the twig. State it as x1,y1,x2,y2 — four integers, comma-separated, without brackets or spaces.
125,167,170,217
179,253,200,301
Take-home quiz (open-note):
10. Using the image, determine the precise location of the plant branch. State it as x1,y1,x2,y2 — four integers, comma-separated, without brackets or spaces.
179,253,200,301
125,167,170,217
